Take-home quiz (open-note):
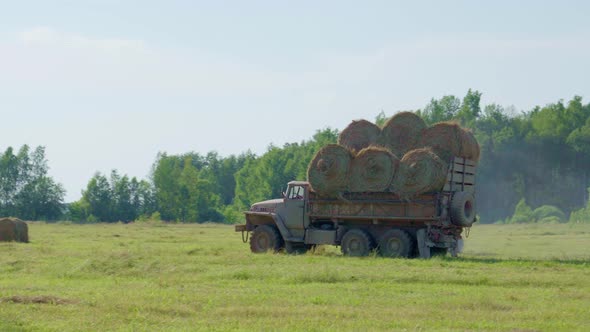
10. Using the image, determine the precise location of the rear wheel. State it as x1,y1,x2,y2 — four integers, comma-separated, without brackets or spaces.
377,229,413,258
341,229,374,257
249,225,283,253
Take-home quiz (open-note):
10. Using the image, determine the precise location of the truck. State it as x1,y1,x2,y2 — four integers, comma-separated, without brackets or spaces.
235,157,477,258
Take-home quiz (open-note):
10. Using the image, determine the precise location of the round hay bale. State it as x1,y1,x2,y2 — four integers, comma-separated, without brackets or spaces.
14,220,29,243
378,112,427,157
307,144,353,196
338,119,381,153
460,128,480,162
0,218,17,242
416,122,481,163
349,146,399,192
391,148,448,198
416,122,463,163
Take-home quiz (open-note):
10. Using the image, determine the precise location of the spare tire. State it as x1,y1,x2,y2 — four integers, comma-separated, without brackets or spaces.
450,191,476,226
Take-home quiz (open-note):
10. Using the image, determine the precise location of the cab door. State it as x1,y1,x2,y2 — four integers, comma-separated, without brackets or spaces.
281,185,306,238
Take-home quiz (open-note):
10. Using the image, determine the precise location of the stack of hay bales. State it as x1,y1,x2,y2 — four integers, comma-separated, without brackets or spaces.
307,113,480,198
0,217,29,243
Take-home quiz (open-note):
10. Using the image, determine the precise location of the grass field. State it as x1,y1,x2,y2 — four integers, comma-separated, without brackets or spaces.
1,222,589,331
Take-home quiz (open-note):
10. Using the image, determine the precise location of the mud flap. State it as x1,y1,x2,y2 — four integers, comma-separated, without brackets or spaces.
416,229,431,259
449,238,464,257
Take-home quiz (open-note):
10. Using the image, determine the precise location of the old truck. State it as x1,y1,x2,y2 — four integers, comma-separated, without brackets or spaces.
235,157,477,258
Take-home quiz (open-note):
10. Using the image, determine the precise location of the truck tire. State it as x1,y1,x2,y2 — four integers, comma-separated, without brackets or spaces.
341,229,374,257
377,229,413,258
249,225,283,253
450,191,476,227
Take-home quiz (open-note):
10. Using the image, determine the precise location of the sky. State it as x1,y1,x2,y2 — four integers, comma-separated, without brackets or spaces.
1,0,589,201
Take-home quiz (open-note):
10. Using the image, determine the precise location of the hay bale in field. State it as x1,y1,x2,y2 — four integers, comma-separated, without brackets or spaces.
378,112,427,157
0,218,17,242
14,219,29,243
416,122,480,163
349,146,399,192
307,144,353,196
0,217,28,243
391,148,448,198
338,119,381,153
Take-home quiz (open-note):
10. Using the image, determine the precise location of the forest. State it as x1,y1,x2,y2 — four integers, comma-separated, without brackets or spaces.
2,91,590,224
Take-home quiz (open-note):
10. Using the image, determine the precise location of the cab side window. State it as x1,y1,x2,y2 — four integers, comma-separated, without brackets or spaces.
288,186,305,199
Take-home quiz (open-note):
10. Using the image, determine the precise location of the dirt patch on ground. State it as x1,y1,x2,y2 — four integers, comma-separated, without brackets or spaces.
1,295,78,305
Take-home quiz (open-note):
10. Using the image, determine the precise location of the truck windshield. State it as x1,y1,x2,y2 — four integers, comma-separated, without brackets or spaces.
288,185,305,199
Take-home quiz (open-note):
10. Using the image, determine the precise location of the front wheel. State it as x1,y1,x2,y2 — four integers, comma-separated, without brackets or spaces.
341,229,374,257
249,225,283,253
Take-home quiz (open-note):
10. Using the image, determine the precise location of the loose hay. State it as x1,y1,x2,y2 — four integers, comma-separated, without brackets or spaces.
307,144,353,196
349,146,398,192
378,111,427,157
391,148,448,198
0,217,28,243
338,119,381,153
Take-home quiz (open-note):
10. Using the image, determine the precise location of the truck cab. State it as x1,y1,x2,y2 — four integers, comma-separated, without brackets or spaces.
238,181,311,252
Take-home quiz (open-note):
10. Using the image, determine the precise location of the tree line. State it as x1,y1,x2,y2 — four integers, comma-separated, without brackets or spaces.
0,146,65,220
2,91,590,224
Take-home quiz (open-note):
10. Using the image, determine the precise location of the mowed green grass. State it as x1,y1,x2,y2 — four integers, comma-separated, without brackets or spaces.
1,223,589,331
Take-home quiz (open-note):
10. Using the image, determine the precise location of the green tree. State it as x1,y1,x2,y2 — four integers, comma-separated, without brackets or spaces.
509,199,534,224
418,95,461,125
15,176,65,220
111,171,135,222
0,145,65,220
457,89,482,125
566,117,590,154
82,173,113,222
375,110,388,127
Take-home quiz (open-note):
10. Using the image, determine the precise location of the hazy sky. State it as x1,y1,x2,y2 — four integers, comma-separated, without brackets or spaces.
1,1,589,201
